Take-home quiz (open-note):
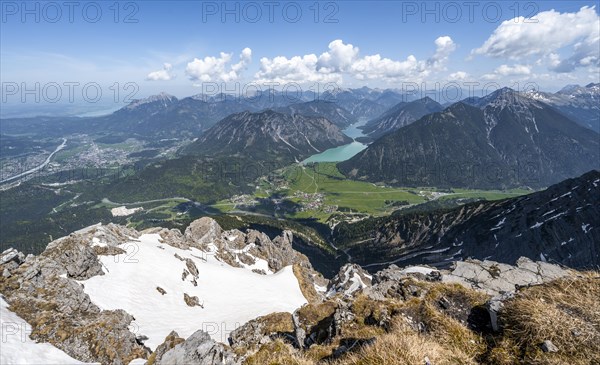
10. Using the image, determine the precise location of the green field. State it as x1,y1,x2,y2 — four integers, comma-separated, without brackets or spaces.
214,162,533,223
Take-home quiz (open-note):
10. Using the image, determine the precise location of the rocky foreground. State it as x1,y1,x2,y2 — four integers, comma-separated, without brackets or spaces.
1,217,598,365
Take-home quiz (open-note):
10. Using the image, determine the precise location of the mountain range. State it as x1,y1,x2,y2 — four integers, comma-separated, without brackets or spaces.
275,100,358,128
182,110,353,164
524,83,600,132
0,90,313,140
339,88,600,189
360,97,444,138
320,87,408,120
333,169,600,271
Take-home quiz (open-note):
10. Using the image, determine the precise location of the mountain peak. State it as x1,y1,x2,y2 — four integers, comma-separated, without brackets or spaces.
475,87,539,109
125,92,178,109
558,84,581,94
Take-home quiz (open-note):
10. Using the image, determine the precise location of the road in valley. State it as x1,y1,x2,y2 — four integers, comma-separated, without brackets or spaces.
0,138,67,184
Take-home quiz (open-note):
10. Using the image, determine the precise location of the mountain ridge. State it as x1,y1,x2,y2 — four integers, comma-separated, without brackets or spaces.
339,89,599,189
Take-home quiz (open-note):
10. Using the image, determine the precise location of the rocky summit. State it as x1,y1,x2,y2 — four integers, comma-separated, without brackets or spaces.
1,217,598,365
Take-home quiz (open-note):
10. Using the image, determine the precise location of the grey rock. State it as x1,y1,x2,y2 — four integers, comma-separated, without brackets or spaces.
228,313,292,350
486,292,514,332
184,217,223,249
327,264,372,298
152,331,185,363
185,258,199,278
63,245,104,280
184,293,203,308
1,248,25,266
250,229,300,272
156,228,187,249
2,268,11,278
292,310,306,349
540,339,559,353
157,330,239,365
442,257,569,296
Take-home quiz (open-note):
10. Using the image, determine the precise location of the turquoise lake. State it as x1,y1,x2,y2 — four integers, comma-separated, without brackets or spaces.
302,119,368,164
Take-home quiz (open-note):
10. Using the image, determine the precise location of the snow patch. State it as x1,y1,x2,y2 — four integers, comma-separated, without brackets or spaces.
110,206,143,217
80,234,307,349
401,266,436,275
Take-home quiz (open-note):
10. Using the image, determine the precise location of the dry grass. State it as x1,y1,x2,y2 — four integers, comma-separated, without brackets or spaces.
497,273,600,365
330,318,478,365
244,340,313,365
258,312,295,334
293,264,322,304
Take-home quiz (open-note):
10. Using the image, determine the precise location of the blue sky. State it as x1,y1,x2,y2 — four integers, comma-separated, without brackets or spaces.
1,0,599,104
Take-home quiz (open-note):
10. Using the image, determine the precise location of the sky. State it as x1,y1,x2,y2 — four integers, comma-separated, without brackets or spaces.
1,0,599,107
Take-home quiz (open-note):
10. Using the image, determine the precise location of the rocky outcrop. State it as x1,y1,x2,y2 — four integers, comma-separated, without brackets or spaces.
184,217,223,250
228,312,294,350
442,257,569,296
364,264,440,301
0,217,322,364
155,330,239,365
326,264,372,297
179,217,316,277
147,331,185,365
0,224,150,364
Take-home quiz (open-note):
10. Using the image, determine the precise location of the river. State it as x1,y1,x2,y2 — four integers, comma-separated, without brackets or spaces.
302,118,368,164
0,138,67,184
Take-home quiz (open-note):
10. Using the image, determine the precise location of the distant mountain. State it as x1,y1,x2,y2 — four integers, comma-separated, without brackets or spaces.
333,170,600,271
182,110,353,164
275,100,358,128
321,87,407,120
361,97,444,138
339,88,599,189
523,83,600,132
0,91,306,140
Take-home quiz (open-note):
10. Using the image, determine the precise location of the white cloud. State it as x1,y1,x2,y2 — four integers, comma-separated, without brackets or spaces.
430,36,456,67
186,48,252,82
481,73,499,81
255,37,456,84
255,54,342,84
146,63,175,81
448,71,469,80
316,40,360,73
495,64,532,76
472,6,599,73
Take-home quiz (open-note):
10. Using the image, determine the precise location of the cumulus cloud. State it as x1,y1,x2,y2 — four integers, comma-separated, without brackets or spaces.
146,63,175,81
316,40,360,73
448,71,469,80
495,64,532,76
255,37,456,84
482,64,532,80
472,6,599,72
255,54,342,84
186,48,252,82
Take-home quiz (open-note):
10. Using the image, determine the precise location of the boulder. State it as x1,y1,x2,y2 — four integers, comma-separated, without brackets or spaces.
540,340,559,353
184,293,203,308
0,248,25,267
